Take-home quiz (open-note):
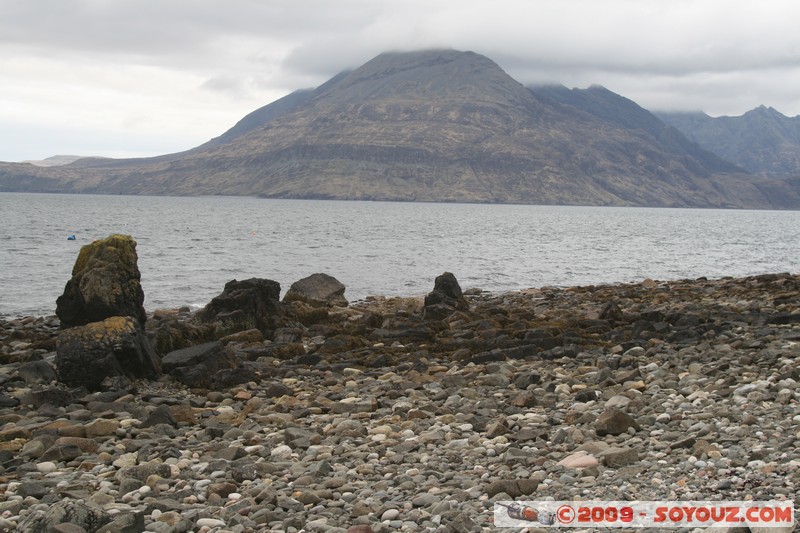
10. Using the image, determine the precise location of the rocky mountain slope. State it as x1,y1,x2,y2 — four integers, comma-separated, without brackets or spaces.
658,106,800,179
2,49,799,208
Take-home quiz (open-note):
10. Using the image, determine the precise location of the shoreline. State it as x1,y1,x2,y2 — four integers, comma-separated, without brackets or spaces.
0,271,798,531
3,270,797,322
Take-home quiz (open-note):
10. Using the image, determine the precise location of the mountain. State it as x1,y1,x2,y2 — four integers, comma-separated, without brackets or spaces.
657,106,800,179
2,49,799,208
20,155,91,167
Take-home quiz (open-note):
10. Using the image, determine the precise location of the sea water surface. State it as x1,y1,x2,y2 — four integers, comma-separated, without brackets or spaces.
1,192,798,317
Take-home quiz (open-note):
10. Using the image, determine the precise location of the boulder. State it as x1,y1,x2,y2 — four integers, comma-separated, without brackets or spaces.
16,501,112,533
284,273,348,308
21,387,84,408
17,359,57,385
56,234,147,328
162,341,237,389
595,408,641,436
195,278,287,337
146,309,217,354
56,316,162,390
423,272,468,320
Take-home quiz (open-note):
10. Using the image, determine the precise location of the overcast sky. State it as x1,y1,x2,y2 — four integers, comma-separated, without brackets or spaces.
2,0,800,162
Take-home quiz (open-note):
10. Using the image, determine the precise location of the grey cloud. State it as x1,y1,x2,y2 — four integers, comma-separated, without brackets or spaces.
3,0,800,161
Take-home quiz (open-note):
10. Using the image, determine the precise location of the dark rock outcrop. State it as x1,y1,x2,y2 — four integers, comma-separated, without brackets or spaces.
284,273,348,308
56,316,162,390
195,278,287,337
161,341,238,389
56,234,147,328
423,272,468,320
146,308,216,354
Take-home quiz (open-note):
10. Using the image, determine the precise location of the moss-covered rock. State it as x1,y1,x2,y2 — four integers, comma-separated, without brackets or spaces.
56,316,161,390
56,234,147,328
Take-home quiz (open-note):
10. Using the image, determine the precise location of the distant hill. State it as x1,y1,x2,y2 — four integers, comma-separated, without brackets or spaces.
20,155,90,167
657,106,800,179
1,49,799,208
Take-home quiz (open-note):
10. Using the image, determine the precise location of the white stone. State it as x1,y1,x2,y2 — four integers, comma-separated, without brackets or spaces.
558,451,600,469
369,425,393,435
606,394,632,409
196,518,226,528
36,462,57,474
112,452,138,468
270,444,293,459
381,509,401,521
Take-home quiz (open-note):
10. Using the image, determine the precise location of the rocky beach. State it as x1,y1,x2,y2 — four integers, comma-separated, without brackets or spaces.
0,236,798,532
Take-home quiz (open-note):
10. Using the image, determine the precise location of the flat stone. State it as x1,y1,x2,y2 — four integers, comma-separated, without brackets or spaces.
558,451,600,469
597,446,639,468
595,408,640,436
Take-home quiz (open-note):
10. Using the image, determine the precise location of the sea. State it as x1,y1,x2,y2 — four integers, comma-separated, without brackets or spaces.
1,192,798,318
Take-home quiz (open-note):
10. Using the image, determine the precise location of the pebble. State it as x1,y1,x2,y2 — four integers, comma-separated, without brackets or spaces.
0,273,798,532
35,462,57,474
381,509,400,521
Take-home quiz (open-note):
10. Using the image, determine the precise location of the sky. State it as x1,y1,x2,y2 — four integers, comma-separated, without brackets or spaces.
2,0,800,162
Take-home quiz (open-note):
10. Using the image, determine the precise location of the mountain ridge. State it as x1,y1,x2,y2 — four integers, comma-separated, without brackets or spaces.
657,106,800,179
2,49,799,208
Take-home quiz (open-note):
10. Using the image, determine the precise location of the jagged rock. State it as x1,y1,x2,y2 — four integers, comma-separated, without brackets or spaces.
146,313,216,355
39,443,84,463
195,278,287,337
16,501,112,533
599,301,624,321
96,513,145,533
485,478,540,498
56,316,162,390
21,387,84,408
597,446,639,467
114,461,173,483
56,234,147,328
0,393,19,408
423,272,468,320
17,359,57,385
595,408,641,436
162,341,237,389
284,273,348,308
141,404,178,428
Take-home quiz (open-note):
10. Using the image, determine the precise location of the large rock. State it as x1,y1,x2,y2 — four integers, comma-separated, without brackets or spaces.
595,408,641,436
195,278,287,337
146,308,217,354
162,341,237,389
423,271,468,320
16,500,112,533
56,234,147,328
56,316,162,390
284,273,348,308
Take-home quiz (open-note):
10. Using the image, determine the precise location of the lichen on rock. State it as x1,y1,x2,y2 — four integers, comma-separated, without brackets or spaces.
56,315,162,390
56,234,147,328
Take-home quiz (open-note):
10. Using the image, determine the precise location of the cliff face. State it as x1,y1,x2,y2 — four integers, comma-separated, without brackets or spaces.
2,49,799,208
